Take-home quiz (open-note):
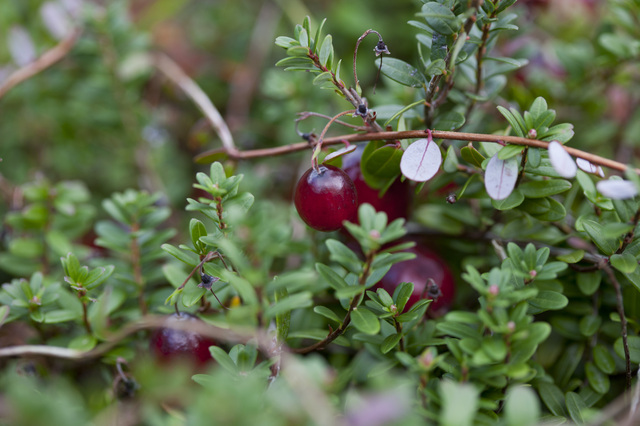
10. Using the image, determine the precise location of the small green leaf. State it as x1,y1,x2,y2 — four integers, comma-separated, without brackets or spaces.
419,3,461,35
497,106,525,138
380,333,402,354
593,344,615,374
210,346,238,375
537,382,567,417
505,386,540,426
316,263,348,290
565,392,586,425
577,272,601,295
610,253,637,273
313,306,342,324
318,34,333,67
582,220,620,255
579,315,601,337
557,250,585,264
585,362,610,394
264,292,313,319
614,335,640,363
68,335,97,351
394,282,414,313
497,144,524,160
350,307,380,335
528,291,568,311
377,57,425,88
433,111,465,131
460,145,485,168
519,179,572,198
492,189,524,210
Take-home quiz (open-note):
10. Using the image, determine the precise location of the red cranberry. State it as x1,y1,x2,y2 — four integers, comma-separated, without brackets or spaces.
294,164,358,232
375,242,455,316
150,313,216,365
341,146,412,223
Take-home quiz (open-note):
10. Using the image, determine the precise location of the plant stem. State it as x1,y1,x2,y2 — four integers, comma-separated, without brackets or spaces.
602,263,632,390
82,301,93,335
196,129,635,174
293,251,376,354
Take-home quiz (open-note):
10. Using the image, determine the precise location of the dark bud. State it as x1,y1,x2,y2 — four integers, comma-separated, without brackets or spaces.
115,376,139,399
446,193,457,204
302,132,312,141
198,273,220,290
374,40,390,56
426,278,442,301
356,103,369,117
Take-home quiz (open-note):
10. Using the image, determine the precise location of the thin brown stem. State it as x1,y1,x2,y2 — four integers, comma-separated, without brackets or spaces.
154,53,237,154
196,129,636,174
0,29,81,100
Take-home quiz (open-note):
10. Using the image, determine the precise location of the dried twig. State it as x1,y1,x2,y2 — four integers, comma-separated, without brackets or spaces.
0,29,82,100
154,53,237,154
196,129,635,174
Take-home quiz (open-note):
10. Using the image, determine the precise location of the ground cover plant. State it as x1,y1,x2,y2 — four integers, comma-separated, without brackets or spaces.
1,0,640,424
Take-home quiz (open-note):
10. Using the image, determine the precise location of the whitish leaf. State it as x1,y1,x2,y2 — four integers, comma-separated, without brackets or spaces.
40,2,72,40
576,158,604,177
324,145,356,162
400,138,442,182
596,179,638,200
8,26,36,66
548,141,577,179
484,154,518,200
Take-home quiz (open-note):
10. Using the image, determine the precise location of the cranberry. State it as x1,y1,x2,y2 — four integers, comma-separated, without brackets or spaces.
150,313,216,365
341,146,412,223
294,164,358,232
375,242,455,316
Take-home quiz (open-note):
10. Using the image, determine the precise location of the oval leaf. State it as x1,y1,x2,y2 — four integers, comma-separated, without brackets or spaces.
400,138,442,182
576,158,604,177
610,252,637,273
324,145,356,162
548,141,577,179
485,154,518,200
351,307,380,335
596,179,638,200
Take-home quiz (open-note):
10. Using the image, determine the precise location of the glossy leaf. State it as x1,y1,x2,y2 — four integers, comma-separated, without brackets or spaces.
377,57,425,87
576,158,604,177
400,138,442,182
519,179,572,198
351,307,380,335
548,141,577,179
484,154,518,201
419,3,461,35
610,253,637,273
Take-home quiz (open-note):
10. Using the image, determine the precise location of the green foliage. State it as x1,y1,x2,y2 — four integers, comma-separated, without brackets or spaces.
2,0,640,425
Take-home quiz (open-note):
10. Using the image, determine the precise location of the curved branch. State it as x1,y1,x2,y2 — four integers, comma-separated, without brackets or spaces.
154,53,237,155
0,29,82,100
196,129,635,174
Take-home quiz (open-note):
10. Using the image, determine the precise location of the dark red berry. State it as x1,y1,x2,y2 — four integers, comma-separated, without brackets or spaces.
294,164,358,232
375,242,455,316
342,146,412,223
150,313,216,365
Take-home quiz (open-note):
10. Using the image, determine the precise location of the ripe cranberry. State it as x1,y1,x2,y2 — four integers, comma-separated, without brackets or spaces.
375,242,455,316
294,164,358,232
150,313,216,365
341,146,412,223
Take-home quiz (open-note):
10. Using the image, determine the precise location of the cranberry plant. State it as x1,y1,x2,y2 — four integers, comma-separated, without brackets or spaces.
1,0,640,425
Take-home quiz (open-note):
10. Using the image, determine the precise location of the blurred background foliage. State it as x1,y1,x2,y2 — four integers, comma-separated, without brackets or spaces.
1,0,640,423
1,0,637,208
